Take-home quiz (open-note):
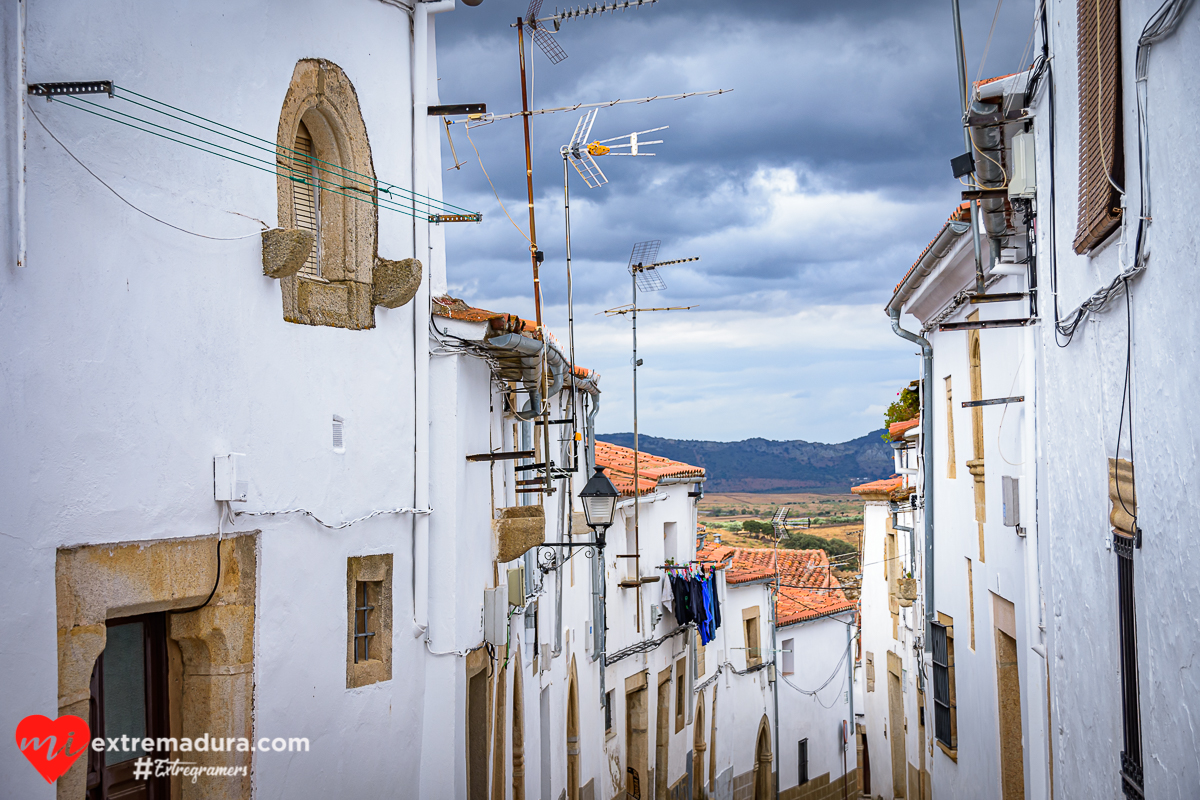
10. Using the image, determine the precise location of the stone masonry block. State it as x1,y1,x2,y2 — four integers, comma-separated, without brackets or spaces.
262,228,315,278
495,505,545,563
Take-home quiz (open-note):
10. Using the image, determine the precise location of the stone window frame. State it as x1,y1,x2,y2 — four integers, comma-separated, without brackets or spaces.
266,59,422,329
346,554,392,689
742,605,762,668
674,657,686,733
55,533,257,800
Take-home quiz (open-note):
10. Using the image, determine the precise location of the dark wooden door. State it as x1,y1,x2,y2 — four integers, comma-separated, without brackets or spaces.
87,614,171,800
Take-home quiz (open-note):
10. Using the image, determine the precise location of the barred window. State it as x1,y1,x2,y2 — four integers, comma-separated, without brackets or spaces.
1074,0,1124,253
931,620,957,750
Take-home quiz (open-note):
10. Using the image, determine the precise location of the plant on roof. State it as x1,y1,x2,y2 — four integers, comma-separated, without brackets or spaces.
882,382,920,441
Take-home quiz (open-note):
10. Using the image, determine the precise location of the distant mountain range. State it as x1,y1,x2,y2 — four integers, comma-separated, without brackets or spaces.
596,430,894,493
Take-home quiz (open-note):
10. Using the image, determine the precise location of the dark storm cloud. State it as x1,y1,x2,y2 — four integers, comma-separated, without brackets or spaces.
431,0,1035,440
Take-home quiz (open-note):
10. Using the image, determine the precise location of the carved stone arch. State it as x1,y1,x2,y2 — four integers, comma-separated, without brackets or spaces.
692,689,706,800
752,714,773,800
566,655,581,800
269,59,420,328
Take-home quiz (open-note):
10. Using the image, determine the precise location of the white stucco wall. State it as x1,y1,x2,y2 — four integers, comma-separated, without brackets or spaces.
1029,2,1200,798
858,496,924,800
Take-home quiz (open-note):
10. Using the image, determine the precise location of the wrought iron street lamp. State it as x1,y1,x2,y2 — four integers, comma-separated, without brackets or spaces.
537,466,618,572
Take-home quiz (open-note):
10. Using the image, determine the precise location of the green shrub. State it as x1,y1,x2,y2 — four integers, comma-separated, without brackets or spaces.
883,382,920,441
782,531,858,569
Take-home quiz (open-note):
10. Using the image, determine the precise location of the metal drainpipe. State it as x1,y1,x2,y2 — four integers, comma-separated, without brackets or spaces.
889,310,934,651
771,546,781,800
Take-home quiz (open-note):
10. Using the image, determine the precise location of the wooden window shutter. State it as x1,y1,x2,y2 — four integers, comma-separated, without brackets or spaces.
290,122,321,277
1074,0,1124,254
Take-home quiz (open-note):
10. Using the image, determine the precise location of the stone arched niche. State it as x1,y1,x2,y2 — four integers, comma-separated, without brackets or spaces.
268,58,420,329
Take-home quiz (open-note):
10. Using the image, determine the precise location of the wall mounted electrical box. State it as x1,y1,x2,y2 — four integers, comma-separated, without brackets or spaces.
1002,476,1021,526
1008,132,1036,199
507,566,526,608
483,586,508,646
213,454,248,502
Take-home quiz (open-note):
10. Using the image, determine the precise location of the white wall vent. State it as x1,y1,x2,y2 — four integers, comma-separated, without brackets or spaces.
332,415,345,452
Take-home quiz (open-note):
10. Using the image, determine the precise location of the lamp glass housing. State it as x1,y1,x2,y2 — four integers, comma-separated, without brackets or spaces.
580,466,619,530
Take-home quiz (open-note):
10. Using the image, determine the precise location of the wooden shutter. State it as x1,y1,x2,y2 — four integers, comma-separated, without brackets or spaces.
1074,0,1124,254
291,122,320,277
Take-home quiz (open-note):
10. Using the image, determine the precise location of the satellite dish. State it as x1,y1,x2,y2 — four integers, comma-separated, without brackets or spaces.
461,0,483,5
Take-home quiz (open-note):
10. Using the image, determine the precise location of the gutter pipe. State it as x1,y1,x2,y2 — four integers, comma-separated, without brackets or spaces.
487,331,568,420
887,221,970,315
888,309,935,652
411,0,430,638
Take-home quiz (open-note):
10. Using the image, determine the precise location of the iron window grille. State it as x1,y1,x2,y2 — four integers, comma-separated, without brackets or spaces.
931,622,953,748
354,581,377,663
798,738,809,785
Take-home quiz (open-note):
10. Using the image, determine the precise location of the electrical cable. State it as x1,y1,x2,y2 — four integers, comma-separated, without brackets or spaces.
31,108,266,241
34,84,476,221
235,505,433,530
462,124,533,244
175,502,234,614
972,0,1006,89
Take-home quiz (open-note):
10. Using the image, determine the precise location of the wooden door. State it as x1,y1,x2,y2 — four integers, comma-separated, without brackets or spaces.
87,614,170,800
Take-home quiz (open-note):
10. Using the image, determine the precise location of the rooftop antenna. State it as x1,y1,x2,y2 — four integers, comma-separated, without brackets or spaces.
562,108,666,189
553,109,667,581
604,241,698,632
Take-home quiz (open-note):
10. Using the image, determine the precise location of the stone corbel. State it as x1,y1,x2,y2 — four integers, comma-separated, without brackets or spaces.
1108,458,1137,538
495,505,546,563
261,228,316,278
372,257,423,309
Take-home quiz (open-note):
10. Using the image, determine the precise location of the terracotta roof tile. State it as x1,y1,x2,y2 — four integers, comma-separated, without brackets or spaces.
888,419,919,438
695,543,855,625
851,475,905,496
596,440,704,496
432,294,597,380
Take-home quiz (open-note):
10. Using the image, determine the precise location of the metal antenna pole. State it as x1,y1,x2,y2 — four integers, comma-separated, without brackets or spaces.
517,17,550,497
632,266,641,633
564,153,579,471
951,0,986,294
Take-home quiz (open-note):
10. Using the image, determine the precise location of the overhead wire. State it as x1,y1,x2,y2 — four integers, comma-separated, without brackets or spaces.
30,107,266,241
35,84,477,222
462,124,532,244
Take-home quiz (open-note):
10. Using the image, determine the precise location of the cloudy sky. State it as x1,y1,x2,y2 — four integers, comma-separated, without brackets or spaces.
433,0,1035,444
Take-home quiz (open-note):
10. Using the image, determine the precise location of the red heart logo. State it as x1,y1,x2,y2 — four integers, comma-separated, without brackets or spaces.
14,715,90,784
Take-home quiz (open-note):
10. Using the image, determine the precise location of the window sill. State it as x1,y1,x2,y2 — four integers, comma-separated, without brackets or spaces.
936,740,957,762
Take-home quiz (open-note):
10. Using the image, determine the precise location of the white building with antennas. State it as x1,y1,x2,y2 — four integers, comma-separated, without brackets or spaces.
0,3,619,800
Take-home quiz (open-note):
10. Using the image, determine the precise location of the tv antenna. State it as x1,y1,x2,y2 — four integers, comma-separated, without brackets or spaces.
513,0,660,64
562,108,665,189
604,240,698,632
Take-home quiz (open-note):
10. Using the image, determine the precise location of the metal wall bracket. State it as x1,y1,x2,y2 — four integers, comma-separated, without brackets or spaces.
429,213,483,224
939,318,1032,331
962,396,1024,408
28,80,113,98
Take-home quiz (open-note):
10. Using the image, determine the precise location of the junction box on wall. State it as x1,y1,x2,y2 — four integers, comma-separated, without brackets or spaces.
213,454,248,503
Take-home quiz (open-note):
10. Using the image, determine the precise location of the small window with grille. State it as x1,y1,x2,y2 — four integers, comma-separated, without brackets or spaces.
931,619,957,752
353,580,380,663
798,738,809,785
347,554,392,688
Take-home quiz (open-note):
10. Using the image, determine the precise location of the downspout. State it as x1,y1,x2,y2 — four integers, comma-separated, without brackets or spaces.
888,309,934,651
409,0,455,639
411,0,430,638
16,0,26,268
